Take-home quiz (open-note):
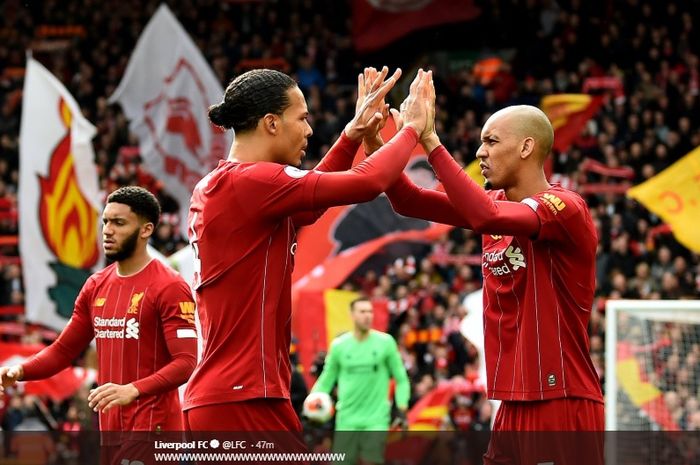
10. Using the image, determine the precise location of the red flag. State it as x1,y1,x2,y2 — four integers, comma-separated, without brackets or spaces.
541,94,604,153
352,0,481,53
0,342,94,401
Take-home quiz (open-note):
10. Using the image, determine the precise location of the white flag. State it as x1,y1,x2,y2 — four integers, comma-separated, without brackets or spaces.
19,57,103,331
109,4,232,236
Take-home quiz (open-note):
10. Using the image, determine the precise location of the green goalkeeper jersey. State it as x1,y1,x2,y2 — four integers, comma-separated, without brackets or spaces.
312,329,410,430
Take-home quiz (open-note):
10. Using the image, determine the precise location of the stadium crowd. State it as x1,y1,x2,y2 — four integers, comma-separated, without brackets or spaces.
1,0,700,438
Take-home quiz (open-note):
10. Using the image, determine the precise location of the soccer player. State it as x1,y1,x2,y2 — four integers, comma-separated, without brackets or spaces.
183,67,432,432
370,77,603,462
0,186,197,462
310,297,410,465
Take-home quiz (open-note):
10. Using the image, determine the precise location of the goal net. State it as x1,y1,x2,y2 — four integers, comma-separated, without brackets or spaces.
605,300,700,432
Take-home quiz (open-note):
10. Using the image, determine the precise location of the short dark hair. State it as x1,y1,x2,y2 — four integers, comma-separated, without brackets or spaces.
106,186,161,227
208,69,298,133
350,297,372,311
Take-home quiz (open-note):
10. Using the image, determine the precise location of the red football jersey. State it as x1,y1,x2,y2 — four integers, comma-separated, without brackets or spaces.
482,186,603,402
23,259,197,435
184,161,324,409
183,128,419,412
83,259,197,431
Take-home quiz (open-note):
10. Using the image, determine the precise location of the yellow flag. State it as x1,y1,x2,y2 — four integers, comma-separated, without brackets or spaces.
617,359,663,406
465,159,485,185
324,289,360,342
627,146,700,252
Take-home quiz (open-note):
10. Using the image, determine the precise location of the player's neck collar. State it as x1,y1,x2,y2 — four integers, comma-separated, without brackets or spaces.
115,258,154,278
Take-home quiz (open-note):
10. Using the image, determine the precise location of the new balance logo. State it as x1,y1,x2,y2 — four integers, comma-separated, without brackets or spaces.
125,318,140,339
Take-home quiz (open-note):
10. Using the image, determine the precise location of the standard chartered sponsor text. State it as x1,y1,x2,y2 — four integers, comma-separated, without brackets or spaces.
93,316,139,339
154,452,346,462
95,329,125,338
94,316,125,327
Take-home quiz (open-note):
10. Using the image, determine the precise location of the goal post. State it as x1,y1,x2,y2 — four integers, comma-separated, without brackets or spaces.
605,299,700,431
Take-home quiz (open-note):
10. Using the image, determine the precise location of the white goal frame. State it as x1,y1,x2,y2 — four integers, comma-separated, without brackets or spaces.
605,299,700,430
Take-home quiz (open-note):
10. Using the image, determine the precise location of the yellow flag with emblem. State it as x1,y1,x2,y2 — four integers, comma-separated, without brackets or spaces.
627,146,700,252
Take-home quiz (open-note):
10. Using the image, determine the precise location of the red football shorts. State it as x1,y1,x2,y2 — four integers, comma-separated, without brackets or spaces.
484,398,605,465
184,398,302,432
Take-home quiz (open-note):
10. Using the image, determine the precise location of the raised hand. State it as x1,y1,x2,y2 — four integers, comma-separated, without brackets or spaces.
391,70,440,153
421,72,441,153
396,69,431,136
360,67,392,154
345,66,401,142
423,72,437,139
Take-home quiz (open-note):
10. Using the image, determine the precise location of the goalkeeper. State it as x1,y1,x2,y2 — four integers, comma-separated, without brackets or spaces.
310,297,410,464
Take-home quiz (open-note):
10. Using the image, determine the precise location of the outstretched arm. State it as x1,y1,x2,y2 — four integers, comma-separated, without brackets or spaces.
429,145,540,237
377,73,539,236
290,132,359,227
311,126,419,209
361,69,472,229
385,173,472,228
237,126,420,221
240,70,432,219
13,281,96,384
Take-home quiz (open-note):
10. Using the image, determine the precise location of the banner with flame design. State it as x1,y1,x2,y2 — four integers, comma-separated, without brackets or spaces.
19,57,102,331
